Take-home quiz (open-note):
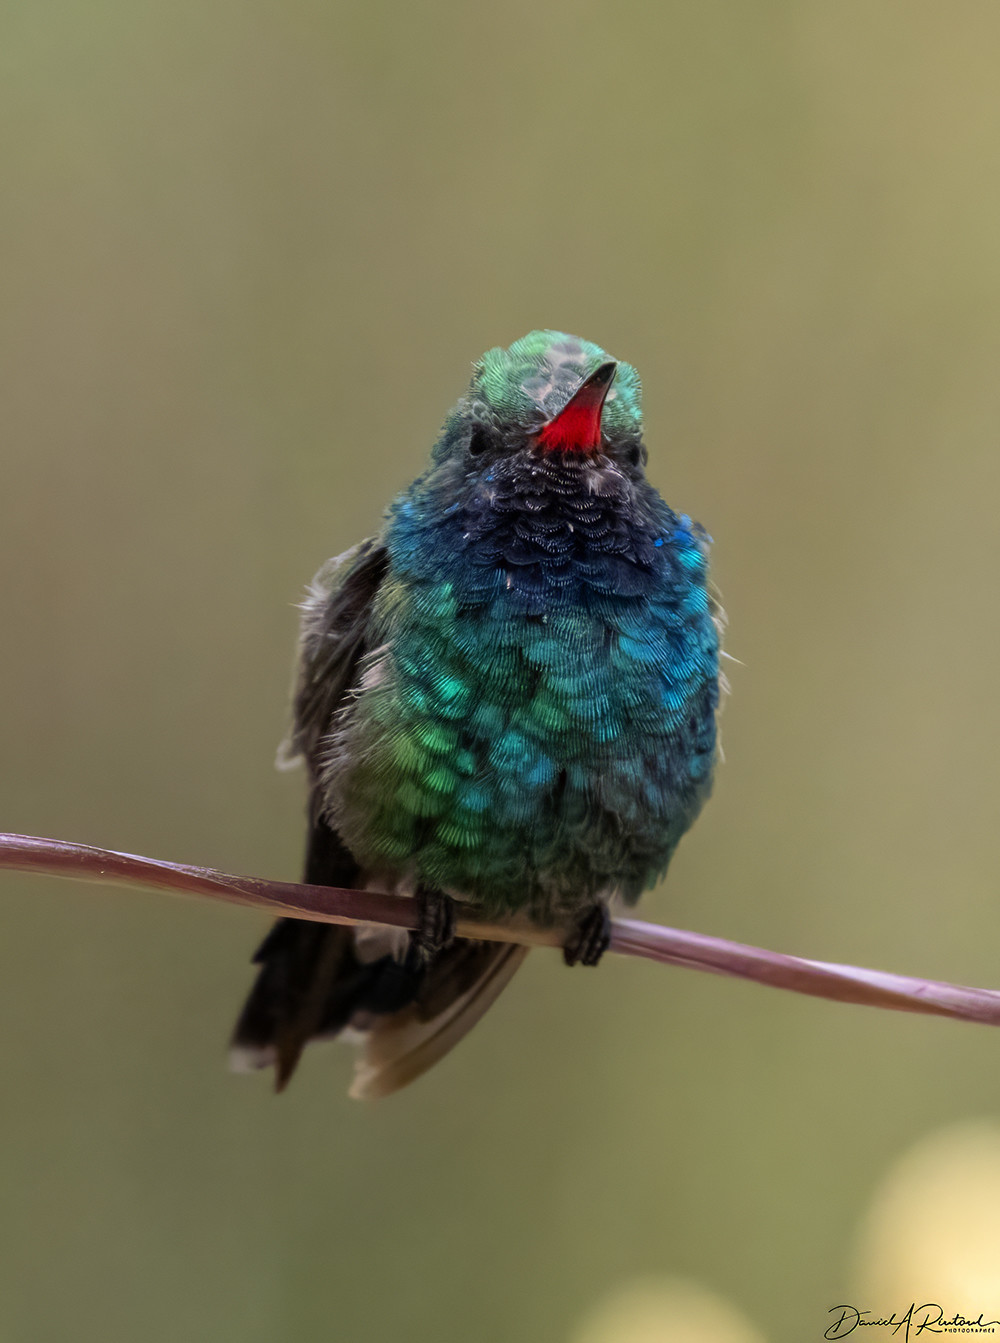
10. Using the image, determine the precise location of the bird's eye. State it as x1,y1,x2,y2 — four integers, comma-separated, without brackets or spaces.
468,424,491,457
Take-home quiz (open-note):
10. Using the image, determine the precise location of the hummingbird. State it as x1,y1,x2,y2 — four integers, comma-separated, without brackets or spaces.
230,331,722,1099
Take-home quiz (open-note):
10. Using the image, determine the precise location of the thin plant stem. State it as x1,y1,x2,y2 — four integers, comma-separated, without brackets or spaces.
2,831,999,1027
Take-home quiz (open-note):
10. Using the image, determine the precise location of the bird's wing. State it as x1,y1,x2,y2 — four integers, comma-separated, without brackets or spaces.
278,536,389,776
233,538,388,1087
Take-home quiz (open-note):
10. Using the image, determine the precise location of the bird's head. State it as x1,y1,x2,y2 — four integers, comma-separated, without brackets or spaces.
433,330,646,473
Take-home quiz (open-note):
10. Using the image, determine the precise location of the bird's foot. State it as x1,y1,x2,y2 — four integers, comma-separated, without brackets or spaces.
563,903,612,967
405,889,456,970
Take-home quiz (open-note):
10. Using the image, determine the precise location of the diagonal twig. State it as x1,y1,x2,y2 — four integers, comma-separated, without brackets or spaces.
2,831,999,1028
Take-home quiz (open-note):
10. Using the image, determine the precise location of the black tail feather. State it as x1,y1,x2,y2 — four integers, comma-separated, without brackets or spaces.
230,807,524,1095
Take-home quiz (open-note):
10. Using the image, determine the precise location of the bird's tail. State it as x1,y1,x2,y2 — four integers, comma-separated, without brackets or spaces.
228,812,526,1097
229,919,526,1098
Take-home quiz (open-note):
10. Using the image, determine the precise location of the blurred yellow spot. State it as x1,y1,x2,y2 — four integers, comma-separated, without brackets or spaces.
570,1277,767,1343
855,1120,1000,1300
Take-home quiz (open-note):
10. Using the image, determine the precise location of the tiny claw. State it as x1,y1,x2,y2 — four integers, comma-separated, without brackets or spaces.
405,888,456,969
563,903,611,968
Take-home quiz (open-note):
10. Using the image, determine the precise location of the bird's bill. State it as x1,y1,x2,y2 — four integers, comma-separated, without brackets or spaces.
536,361,617,454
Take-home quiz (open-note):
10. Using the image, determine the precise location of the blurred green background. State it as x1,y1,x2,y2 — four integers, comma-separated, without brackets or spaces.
3,0,1000,1338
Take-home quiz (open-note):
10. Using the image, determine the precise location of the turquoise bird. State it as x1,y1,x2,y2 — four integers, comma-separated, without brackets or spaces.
231,331,722,1098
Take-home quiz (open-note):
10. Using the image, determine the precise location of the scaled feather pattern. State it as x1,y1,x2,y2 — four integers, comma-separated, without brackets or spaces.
314,332,720,917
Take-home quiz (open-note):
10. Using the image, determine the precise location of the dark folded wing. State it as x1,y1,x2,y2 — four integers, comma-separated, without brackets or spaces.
281,536,389,776
232,539,388,1086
